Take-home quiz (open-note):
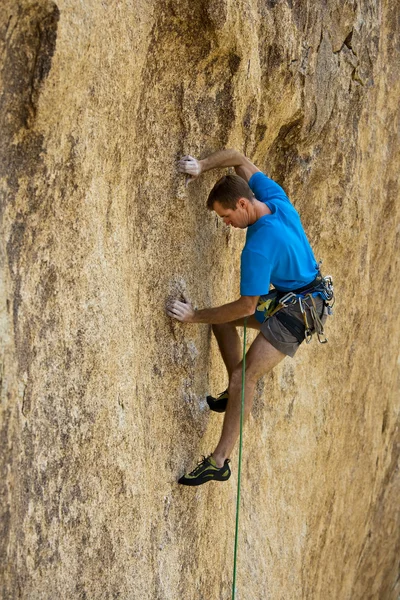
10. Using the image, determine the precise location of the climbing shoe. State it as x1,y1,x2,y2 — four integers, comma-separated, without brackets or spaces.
206,389,229,413
178,455,231,486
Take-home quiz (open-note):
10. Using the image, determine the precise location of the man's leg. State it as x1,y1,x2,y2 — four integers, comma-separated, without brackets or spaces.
212,332,285,467
177,325,282,486
212,315,261,376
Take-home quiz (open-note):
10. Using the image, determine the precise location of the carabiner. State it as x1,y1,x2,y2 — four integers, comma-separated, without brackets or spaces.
317,331,328,344
279,291,297,307
305,329,313,344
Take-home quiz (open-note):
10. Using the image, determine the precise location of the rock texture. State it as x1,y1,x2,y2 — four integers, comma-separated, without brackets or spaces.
1,1,399,599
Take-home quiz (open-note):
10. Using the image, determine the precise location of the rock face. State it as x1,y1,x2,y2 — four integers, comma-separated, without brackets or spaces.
1,1,399,598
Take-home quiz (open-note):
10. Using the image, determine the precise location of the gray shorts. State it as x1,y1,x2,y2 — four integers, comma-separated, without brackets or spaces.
259,295,328,357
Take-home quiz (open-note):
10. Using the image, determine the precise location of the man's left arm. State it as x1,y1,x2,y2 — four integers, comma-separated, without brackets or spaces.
167,295,259,324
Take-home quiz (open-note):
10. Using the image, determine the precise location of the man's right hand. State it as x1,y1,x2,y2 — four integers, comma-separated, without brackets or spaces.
177,155,202,186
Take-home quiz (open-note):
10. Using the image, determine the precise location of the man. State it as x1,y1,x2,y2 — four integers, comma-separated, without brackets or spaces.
166,149,330,486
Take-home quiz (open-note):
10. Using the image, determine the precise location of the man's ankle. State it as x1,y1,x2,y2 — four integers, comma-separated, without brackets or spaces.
212,453,226,469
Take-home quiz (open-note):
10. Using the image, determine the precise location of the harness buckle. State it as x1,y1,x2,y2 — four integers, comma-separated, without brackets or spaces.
279,292,297,307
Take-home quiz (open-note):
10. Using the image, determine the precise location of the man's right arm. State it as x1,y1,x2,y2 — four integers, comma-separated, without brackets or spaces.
178,149,260,184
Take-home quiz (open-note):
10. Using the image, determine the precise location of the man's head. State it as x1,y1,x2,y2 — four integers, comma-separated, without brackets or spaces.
207,174,255,228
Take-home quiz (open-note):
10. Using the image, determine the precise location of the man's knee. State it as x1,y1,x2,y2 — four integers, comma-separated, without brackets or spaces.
212,322,235,336
229,363,258,390
230,354,276,390
212,323,223,334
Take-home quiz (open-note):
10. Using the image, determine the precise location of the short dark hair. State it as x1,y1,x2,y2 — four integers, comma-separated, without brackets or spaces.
206,174,254,210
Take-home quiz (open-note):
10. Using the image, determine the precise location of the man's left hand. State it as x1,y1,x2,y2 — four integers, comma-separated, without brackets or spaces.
166,298,196,323
177,155,202,186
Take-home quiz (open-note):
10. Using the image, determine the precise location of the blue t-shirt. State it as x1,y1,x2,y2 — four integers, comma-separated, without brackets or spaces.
240,172,318,296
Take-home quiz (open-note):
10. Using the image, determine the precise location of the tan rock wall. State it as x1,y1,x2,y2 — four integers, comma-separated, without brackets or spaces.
1,1,399,599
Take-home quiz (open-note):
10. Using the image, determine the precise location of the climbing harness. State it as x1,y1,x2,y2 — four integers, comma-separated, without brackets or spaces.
232,317,247,600
256,269,335,344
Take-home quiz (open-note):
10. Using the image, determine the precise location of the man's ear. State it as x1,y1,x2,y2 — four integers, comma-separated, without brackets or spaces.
238,197,247,209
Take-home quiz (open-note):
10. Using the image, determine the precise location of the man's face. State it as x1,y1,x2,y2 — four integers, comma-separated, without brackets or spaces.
213,199,248,229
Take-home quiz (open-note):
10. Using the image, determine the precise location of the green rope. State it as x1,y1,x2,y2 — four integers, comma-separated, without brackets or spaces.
232,317,247,600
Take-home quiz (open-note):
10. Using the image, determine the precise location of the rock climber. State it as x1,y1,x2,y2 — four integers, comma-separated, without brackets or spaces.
166,149,333,486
